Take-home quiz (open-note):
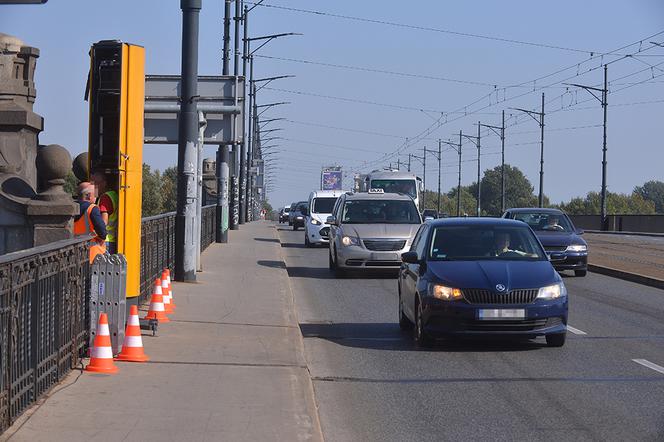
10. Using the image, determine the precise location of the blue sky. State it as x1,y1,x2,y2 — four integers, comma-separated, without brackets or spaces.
2,0,663,209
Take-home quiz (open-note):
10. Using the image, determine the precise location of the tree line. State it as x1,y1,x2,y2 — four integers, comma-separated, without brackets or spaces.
421,164,663,216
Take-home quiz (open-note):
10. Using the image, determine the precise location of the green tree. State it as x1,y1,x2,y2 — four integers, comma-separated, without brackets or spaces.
141,164,164,217
468,164,542,216
560,191,655,215
445,186,478,216
63,170,78,199
634,180,664,213
161,166,178,213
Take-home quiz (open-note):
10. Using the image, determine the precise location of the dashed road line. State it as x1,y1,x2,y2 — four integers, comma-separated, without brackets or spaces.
567,325,587,335
632,359,664,375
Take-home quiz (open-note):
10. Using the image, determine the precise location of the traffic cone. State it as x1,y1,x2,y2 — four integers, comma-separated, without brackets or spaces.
161,276,173,314
144,278,170,323
116,305,149,362
163,269,177,310
86,312,119,374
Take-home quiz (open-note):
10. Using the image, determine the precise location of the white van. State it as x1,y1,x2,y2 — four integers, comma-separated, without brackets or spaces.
305,190,345,247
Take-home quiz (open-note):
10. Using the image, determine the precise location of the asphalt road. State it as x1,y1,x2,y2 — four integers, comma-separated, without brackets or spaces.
275,224,664,442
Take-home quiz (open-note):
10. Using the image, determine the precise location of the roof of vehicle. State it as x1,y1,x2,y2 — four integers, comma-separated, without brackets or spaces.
344,191,416,201
427,217,531,228
507,207,565,214
309,190,345,198
366,171,418,180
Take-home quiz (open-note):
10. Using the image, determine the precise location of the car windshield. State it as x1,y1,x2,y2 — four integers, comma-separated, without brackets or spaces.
312,197,337,213
429,225,546,261
342,199,421,224
370,179,417,199
513,212,573,233
284,207,290,213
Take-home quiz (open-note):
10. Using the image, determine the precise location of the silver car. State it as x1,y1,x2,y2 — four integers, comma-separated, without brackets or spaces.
327,191,422,276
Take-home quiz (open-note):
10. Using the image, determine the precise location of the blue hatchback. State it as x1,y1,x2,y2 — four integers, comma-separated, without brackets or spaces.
398,218,568,347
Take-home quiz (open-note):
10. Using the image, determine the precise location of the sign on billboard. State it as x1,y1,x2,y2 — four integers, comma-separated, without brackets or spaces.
321,170,342,190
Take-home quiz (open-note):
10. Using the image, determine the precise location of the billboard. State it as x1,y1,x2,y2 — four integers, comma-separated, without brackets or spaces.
321,170,343,190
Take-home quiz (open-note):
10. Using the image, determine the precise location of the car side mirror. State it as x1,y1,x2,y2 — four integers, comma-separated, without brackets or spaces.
576,228,584,235
401,251,419,264
326,215,336,225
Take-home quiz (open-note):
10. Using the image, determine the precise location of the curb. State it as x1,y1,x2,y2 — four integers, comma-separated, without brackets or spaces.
585,230,664,238
588,263,664,290
272,224,325,442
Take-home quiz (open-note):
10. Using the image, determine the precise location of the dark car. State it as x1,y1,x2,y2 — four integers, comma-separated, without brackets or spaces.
291,202,309,231
398,218,568,347
279,206,291,223
288,201,304,226
502,208,588,277
421,209,438,220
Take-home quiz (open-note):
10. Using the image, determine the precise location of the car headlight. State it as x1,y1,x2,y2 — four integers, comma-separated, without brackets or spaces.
311,218,321,225
341,236,359,247
566,244,587,252
296,216,304,220
429,284,463,301
537,282,567,300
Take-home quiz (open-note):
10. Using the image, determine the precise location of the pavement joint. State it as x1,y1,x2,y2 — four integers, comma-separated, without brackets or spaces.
140,360,309,369
169,318,298,329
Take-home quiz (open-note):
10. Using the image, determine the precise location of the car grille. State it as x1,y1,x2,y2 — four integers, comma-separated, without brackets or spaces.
462,318,549,332
544,246,567,252
363,239,406,251
319,227,330,238
462,289,539,305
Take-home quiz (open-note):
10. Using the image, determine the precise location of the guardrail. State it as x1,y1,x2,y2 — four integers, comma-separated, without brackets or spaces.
569,214,664,233
0,237,90,433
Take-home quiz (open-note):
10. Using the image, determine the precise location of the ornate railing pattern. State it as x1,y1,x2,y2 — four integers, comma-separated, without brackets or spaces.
0,238,89,433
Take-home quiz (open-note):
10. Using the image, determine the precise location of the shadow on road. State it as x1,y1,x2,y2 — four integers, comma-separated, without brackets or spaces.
299,322,544,352
286,266,336,279
256,259,287,269
280,242,307,249
254,237,280,243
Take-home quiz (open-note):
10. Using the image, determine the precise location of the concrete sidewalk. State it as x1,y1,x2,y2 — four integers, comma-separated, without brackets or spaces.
3,221,322,442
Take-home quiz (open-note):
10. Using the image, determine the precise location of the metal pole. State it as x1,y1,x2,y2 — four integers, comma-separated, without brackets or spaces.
217,0,232,242
239,4,248,224
457,130,462,217
501,109,506,213
422,145,426,211
229,0,241,231
245,56,254,222
175,0,201,282
477,122,481,217
196,112,206,271
601,64,608,229
539,92,545,207
437,139,441,215
408,154,411,172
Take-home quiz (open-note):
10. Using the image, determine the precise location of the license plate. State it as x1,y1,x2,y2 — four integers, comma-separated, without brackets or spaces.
478,309,525,320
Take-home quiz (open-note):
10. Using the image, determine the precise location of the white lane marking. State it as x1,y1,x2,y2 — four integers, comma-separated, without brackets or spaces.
566,325,587,335
632,359,664,375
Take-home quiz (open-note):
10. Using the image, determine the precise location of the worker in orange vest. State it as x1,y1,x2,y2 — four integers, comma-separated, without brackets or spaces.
73,182,107,263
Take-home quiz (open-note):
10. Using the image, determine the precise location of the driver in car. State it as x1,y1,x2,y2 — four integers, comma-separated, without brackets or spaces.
543,215,564,231
489,232,530,257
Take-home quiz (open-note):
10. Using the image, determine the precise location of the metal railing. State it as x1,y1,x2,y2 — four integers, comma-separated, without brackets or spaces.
0,237,89,433
139,205,216,303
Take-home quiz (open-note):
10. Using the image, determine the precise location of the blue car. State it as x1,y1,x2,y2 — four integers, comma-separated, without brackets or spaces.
398,218,568,347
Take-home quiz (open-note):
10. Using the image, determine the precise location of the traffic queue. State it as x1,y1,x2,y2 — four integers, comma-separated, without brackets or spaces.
277,172,591,348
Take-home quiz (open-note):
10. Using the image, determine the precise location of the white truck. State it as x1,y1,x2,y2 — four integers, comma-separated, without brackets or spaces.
364,170,423,209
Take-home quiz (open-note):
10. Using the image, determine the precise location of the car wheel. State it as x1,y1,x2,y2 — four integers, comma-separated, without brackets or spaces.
398,290,413,331
333,247,346,278
328,247,336,270
545,332,566,347
575,270,587,277
414,298,432,348
305,234,312,247
293,224,298,231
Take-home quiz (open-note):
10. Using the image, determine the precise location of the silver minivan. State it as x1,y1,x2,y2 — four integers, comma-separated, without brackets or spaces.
327,190,422,276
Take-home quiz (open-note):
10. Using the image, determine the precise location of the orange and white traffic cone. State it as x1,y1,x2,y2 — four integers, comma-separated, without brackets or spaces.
86,312,119,374
161,276,173,314
116,305,149,362
144,278,170,323
162,269,176,310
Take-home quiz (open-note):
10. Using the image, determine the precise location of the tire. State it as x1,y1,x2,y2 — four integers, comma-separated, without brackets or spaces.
546,332,566,347
575,270,587,277
333,248,346,278
305,234,312,248
399,290,413,331
293,225,298,231
328,247,336,270
414,298,433,348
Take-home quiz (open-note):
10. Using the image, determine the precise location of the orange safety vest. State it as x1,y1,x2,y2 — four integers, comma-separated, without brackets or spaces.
73,203,107,263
